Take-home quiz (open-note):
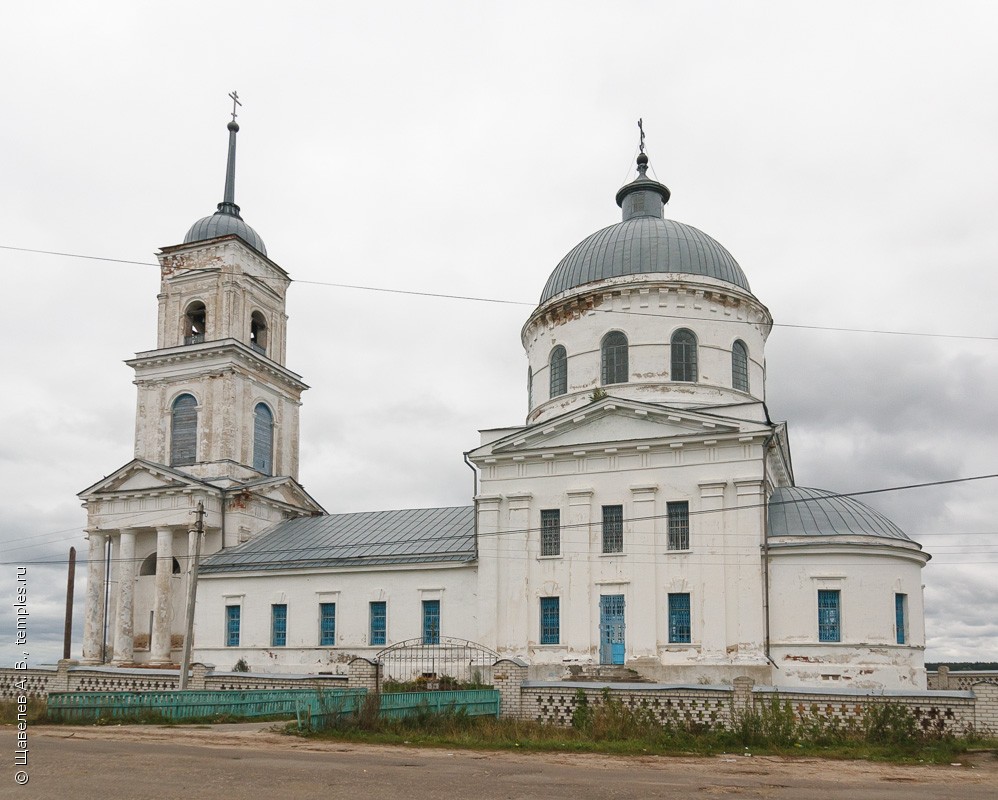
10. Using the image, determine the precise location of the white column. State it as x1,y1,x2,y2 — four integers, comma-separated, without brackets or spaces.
150,527,174,664
111,529,137,664
81,531,107,664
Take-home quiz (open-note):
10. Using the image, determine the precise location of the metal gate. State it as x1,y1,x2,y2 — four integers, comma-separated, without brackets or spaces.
375,637,499,690
599,594,625,665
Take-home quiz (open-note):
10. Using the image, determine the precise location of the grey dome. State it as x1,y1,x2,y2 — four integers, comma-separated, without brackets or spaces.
184,210,267,256
540,216,750,303
767,487,911,542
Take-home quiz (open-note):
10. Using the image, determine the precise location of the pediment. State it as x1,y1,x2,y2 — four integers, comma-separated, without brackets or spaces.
482,399,767,456
238,476,326,515
78,459,201,498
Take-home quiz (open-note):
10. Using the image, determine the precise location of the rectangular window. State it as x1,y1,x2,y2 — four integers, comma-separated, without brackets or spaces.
225,605,240,647
540,597,560,645
370,601,387,646
668,593,691,643
818,590,841,642
540,509,561,556
667,501,690,550
895,593,908,645
319,602,336,646
602,504,623,554
422,599,440,645
271,603,287,647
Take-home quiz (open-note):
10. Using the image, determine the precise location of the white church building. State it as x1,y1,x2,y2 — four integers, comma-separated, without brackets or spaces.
79,115,931,689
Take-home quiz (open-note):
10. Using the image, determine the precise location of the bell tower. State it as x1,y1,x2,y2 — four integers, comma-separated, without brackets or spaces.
128,100,307,481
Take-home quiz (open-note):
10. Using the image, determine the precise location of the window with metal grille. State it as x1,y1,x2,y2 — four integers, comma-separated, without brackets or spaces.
170,393,198,466
319,602,336,646
668,593,691,643
732,340,749,392
818,590,841,642
540,597,560,644
225,605,240,647
370,601,387,646
271,603,287,647
601,331,628,385
671,329,698,382
602,505,623,553
422,599,440,645
895,593,907,645
549,346,567,398
667,501,690,550
253,402,274,475
540,509,561,556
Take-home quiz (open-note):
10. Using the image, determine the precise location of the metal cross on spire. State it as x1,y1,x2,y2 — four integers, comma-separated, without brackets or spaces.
228,90,242,122
638,118,645,154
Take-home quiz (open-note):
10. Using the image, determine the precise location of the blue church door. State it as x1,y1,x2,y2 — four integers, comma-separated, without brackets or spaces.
599,594,625,665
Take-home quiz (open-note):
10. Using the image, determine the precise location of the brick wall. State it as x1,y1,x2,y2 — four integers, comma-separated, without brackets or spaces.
928,667,998,691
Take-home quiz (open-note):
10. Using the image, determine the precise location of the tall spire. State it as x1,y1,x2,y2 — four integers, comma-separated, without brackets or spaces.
218,90,242,218
615,118,671,220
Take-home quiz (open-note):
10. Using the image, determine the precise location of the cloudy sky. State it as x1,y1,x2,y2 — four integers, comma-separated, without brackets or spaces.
1,1,996,667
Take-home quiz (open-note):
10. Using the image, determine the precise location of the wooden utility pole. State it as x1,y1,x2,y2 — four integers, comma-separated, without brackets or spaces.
63,547,76,660
179,502,205,690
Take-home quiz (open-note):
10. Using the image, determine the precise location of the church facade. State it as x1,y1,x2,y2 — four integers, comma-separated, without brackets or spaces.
80,117,931,689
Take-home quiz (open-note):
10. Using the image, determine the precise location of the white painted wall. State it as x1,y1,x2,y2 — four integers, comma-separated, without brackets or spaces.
193,563,478,674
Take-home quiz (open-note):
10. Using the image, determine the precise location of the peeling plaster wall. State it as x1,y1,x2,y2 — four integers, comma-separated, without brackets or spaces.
523,279,771,425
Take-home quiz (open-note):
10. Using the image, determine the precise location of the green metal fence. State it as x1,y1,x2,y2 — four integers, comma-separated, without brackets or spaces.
46,688,366,724
299,689,501,730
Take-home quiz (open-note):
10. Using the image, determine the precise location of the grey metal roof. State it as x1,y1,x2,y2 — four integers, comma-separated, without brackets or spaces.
540,216,750,303
184,210,267,256
767,487,911,542
200,506,475,573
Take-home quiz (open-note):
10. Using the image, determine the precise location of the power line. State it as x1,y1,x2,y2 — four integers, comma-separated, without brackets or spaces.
4,243,997,342
5,472,996,565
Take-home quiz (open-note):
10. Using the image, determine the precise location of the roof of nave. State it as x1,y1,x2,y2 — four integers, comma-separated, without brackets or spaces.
768,486,912,542
200,505,476,573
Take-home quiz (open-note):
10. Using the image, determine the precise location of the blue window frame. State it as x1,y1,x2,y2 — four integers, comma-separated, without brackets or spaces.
732,340,749,392
422,600,440,645
667,501,690,550
602,505,623,553
540,597,560,645
271,603,287,647
601,331,629,385
895,593,907,645
225,605,240,647
170,393,198,466
541,509,561,556
549,346,567,398
370,601,387,646
818,590,841,642
319,602,336,646
668,593,691,643
671,329,698,382
253,403,274,475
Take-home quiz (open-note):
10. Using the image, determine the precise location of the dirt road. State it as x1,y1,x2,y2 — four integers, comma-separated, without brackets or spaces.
4,722,997,800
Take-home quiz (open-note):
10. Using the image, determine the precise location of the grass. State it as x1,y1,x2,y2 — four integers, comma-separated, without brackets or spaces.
293,690,998,764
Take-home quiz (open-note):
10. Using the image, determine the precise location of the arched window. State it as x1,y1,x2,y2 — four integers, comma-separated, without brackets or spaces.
253,403,274,475
250,311,268,355
139,554,181,576
601,332,628,385
170,394,198,466
732,340,749,392
549,346,567,398
671,329,698,382
184,301,206,345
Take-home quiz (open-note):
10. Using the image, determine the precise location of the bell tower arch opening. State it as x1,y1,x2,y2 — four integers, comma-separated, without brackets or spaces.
183,301,207,345
250,311,268,355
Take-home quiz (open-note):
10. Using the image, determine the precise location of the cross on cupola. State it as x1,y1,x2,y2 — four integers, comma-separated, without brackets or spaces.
615,118,671,219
